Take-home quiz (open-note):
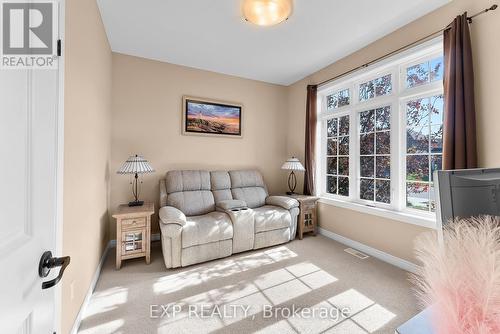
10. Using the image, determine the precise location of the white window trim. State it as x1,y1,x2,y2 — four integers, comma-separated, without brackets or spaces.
318,197,437,229
316,36,443,229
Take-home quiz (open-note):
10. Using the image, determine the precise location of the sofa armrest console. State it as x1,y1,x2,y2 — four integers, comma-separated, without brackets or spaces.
225,207,254,254
216,199,247,211
266,196,299,210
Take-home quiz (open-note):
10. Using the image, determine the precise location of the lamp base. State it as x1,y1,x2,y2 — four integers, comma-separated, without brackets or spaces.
287,171,297,195
128,200,144,207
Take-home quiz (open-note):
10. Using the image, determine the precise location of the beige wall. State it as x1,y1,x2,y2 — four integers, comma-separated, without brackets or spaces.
317,204,429,262
110,54,289,236
62,0,112,333
286,0,500,263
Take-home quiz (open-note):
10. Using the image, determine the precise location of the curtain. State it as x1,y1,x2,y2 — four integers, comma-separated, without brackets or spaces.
303,85,317,195
443,13,478,169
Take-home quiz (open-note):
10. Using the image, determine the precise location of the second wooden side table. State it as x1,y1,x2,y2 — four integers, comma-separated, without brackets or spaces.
286,194,319,239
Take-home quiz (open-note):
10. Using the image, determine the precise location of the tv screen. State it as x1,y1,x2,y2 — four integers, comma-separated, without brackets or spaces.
435,168,500,226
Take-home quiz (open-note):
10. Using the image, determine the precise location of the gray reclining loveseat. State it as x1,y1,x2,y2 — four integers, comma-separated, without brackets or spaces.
159,170,299,268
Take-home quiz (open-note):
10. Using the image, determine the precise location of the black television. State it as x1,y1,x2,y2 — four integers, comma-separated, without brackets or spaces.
435,168,500,227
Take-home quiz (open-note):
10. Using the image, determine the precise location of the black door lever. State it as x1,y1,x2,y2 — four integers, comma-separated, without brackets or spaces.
38,251,71,289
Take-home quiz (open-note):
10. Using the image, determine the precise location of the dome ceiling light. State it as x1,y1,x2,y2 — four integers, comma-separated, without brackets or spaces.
242,0,293,26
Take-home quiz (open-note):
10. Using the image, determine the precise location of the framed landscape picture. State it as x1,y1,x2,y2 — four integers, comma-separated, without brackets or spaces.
182,96,243,137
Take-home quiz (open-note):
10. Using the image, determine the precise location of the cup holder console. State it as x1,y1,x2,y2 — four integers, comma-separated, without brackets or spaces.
226,207,254,253
231,207,248,212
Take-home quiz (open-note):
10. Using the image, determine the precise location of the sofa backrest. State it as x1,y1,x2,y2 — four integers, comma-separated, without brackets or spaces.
161,169,269,214
165,170,215,216
210,171,232,203
229,170,268,208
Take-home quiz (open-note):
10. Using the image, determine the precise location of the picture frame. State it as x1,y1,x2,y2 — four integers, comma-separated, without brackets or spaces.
182,96,243,138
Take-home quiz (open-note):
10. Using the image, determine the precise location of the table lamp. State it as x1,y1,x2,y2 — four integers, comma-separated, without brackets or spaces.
281,157,305,195
117,154,154,206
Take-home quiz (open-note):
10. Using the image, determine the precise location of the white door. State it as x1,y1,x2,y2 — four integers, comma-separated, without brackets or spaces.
0,1,64,333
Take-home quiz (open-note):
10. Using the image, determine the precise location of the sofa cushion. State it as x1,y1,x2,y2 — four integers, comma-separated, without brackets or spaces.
229,170,268,208
253,205,292,233
211,171,233,203
167,191,215,216
229,170,266,188
181,212,233,248
232,187,268,208
166,170,211,193
165,170,215,216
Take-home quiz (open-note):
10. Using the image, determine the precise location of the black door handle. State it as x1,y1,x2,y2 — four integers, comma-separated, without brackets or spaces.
38,251,71,290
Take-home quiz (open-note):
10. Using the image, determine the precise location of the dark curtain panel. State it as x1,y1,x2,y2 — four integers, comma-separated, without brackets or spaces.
443,13,478,169
303,85,317,195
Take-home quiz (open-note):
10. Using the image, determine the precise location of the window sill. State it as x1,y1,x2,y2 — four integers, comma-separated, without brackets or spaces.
318,197,437,229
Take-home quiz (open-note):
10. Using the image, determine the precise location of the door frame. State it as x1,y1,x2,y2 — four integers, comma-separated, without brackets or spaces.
54,0,65,332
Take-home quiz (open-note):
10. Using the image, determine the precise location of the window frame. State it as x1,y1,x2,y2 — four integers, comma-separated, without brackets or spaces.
400,89,444,214
324,114,352,197
325,87,351,111
316,37,443,228
355,103,396,209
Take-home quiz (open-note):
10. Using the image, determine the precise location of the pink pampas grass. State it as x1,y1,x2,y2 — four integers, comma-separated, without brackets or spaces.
412,215,500,334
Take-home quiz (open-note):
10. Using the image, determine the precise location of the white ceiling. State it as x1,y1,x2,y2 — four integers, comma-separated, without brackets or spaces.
97,0,449,85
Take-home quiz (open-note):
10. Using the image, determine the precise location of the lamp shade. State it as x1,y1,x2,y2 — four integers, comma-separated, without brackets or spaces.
117,155,154,174
281,157,305,171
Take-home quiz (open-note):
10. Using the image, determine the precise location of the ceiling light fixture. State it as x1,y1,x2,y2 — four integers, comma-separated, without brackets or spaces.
242,0,293,26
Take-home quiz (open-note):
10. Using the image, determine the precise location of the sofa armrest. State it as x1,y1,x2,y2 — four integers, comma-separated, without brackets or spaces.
159,206,186,226
159,206,184,269
216,199,247,211
159,179,168,208
266,196,299,210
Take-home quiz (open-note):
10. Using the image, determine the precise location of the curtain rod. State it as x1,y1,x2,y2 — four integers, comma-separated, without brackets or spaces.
317,4,498,88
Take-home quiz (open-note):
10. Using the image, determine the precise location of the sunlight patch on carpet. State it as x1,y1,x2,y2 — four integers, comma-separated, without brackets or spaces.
82,287,128,318
153,247,297,295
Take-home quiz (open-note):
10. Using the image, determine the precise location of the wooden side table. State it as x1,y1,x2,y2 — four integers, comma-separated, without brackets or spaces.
286,194,319,239
112,202,154,269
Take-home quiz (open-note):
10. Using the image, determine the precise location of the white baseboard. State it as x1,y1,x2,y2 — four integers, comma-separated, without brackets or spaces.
70,233,161,333
70,239,113,334
318,227,419,274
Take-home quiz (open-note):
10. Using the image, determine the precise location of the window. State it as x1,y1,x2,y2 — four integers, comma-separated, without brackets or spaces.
359,106,391,204
405,94,444,212
327,89,350,110
406,57,443,88
318,38,443,220
326,116,350,196
359,74,392,101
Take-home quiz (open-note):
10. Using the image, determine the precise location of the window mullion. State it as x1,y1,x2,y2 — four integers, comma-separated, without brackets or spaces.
319,118,327,196
392,67,402,212
394,98,404,212
351,83,358,202
351,111,358,202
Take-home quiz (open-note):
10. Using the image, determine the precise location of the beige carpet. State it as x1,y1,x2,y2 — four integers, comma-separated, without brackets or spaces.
77,235,419,334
